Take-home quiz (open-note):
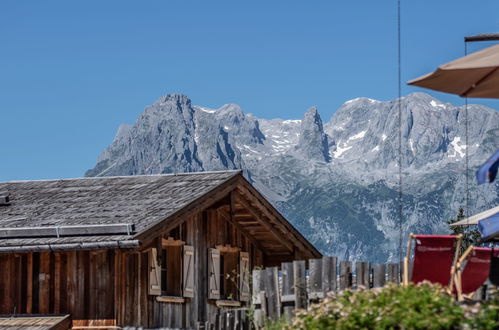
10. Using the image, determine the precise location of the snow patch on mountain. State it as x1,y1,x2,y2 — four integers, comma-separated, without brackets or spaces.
449,136,466,158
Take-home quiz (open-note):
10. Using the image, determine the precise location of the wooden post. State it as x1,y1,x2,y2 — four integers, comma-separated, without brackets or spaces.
322,256,337,295
387,263,400,284
227,310,235,330
259,291,267,324
264,267,280,321
308,258,323,300
372,264,386,288
53,252,61,313
293,260,307,310
355,261,370,289
339,261,352,290
251,269,264,328
455,245,473,301
26,253,33,314
281,262,294,322
403,234,413,286
448,235,463,292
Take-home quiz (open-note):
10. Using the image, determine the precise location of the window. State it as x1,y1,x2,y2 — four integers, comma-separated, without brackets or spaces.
148,237,194,299
208,247,250,302
161,242,182,296
221,250,238,300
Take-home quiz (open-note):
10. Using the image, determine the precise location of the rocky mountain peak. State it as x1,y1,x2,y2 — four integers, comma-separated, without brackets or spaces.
217,104,244,116
296,106,331,162
147,93,194,125
211,104,265,146
154,93,191,107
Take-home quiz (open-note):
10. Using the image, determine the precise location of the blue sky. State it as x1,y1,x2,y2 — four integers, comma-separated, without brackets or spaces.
1,0,499,181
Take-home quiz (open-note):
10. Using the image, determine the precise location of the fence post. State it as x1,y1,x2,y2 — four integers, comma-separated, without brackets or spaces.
252,269,265,328
227,310,234,330
293,260,307,309
264,267,281,321
309,258,323,300
322,256,337,295
355,261,370,289
281,262,295,322
259,291,267,323
387,263,400,284
372,264,386,288
339,261,352,290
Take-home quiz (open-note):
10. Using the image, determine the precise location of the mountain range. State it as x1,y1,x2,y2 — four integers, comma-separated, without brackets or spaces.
86,93,499,262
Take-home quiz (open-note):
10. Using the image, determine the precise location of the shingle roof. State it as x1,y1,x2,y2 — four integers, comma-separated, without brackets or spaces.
0,171,241,250
0,315,71,330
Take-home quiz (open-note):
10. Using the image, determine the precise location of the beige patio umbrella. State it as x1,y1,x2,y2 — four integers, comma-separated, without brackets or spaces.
408,44,499,98
449,205,499,226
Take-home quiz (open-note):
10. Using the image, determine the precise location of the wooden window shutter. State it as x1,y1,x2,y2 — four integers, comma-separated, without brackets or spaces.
239,252,250,301
208,248,221,299
148,248,161,295
183,245,195,298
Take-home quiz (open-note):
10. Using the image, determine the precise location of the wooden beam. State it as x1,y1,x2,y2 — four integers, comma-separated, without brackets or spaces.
162,237,185,247
236,221,261,226
215,244,240,253
54,253,61,313
237,189,295,240
234,214,255,219
217,208,266,253
234,191,294,253
237,181,321,258
215,300,241,307
156,296,185,304
26,253,33,314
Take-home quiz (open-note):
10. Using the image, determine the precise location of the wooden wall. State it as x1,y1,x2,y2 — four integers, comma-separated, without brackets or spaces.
0,204,274,329
123,208,267,329
0,250,117,327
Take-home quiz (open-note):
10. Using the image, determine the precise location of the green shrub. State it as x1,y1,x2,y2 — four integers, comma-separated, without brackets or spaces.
285,282,466,330
463,289,499,330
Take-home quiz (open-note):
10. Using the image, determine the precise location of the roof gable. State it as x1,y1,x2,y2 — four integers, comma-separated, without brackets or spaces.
0,171,241,249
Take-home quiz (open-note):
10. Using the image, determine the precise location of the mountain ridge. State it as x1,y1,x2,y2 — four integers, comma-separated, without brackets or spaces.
86,92,499,262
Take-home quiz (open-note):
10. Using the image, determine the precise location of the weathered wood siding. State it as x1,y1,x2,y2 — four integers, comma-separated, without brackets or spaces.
0,250,117,325
127,209,267,329
0,194,290,329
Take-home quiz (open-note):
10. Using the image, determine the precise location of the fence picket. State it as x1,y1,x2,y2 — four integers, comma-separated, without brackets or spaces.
251,269,265,328
308,258,323,300
293,260,307,310
339,261,352,290
322,256,337,295
355,261,370,289
248,257,405,329
387,263,400,284
372,264,386,288
281,262,295,321
264,267,280,320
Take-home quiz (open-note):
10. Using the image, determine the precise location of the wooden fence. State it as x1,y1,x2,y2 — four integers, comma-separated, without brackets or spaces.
123,257,404,330
251,256,403,327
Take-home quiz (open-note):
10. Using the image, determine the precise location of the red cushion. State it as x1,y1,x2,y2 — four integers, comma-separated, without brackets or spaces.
460,248,499,294
411,236,457,286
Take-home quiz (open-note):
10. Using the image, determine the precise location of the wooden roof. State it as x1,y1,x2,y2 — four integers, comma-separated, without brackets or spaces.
0,171,240,250
0,315,71,330
0,171,320,258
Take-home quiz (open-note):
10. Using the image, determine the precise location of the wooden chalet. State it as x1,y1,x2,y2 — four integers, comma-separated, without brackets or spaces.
0,170,320,329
